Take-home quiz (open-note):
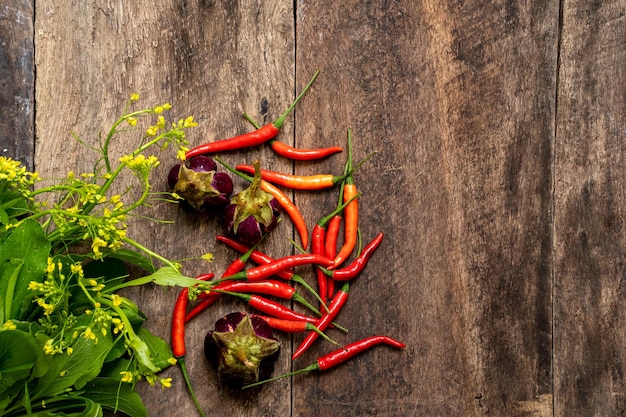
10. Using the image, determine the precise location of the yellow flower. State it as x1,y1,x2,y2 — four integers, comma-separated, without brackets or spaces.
183,116,198,128
112,294,122,307
159,378,172,389
130,93,140,101
126,117,138,126
1,321,16,331
168,357,178,366
176,147,188,161
83,327,97,341
120,371,134,383
201,253,214,262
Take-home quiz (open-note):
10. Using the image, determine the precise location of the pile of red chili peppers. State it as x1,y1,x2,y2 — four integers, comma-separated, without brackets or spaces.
169,71,405,407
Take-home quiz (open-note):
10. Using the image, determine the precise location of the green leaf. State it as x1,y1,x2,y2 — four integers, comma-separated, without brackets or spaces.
32,328,114,399
106,249,156,273
138,327,174,371
0,329,39,396
82,377,147,417
0,219,51,321
22,397,103,417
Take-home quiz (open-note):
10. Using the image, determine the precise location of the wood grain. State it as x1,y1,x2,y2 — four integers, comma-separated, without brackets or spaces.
0,0,34,169
293,1,559,415
1,0,625,415
554,1,626,416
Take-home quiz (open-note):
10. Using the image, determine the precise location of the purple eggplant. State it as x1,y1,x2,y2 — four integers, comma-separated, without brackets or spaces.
224,160,280,245
204,312,280,388
168,156,233,211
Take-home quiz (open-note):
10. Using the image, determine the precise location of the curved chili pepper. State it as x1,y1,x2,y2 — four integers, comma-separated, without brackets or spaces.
252,315,343,348
216,157,309,250
243,335,406,388
324,214,342,298
292,282,350,360
224,253,333,282
185,71,319,158
269,139,343,161
329,232,383,281
235,164,348,190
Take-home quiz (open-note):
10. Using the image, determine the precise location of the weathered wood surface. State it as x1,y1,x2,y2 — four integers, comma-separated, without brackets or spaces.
1,0,626,415
0,1,34,170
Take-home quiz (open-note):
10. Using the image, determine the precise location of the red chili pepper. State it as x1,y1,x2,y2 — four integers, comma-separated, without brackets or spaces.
185,245,256,323
203,279,319,314
311,194,360,306
292,282,350,360
185,71,319,158
252,315,343,348
216,157,309,250
171,288,190,359
235,164,348,190
311,223,327,306
324,215,342,298
329,232,383,281
243,335,406,388
215,235,328,310
225,291,320,323
241,110,343,162
269,139,343,161
225,253,333,282
216,235,294,279
171,274,212,417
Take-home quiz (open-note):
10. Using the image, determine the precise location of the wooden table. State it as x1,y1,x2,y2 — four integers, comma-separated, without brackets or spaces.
2,1,625,415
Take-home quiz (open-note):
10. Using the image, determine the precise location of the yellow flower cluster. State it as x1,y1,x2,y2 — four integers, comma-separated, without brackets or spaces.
0,156,40,196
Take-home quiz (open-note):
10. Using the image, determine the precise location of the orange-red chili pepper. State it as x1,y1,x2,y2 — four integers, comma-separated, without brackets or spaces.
185,71,319,158
269,139,343,161
332,132,359,268
292,282,350,360
260,179,309,250
329,232,383,281
236,164,347,190
243,335,406,388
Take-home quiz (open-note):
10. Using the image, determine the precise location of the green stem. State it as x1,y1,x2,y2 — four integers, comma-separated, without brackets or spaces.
177,357,207,417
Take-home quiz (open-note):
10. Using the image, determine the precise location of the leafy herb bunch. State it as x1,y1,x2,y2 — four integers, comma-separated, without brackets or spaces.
0,95,205,417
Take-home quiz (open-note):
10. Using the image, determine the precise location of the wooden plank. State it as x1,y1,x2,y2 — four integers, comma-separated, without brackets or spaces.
293,1,558,415
554,1,626,416
33,1,295,416
0,0,34,170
